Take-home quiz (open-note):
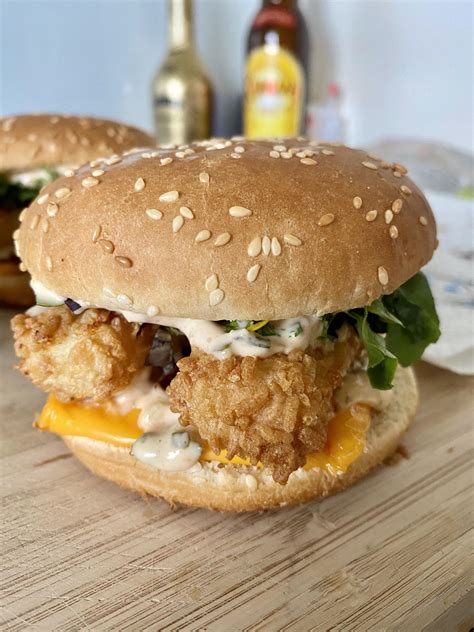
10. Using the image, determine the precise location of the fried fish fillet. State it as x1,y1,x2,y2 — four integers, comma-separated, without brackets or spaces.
167,329,363,483
11,306,155,403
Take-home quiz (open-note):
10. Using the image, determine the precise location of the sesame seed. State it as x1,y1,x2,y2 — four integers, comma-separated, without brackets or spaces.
41,218,49,233
172,216,184,232
99,239,115,254
144,208,162,222
269,151,280,159
195,229,211,243
283,234,302,246
117,293,133,306
321,149,335,155
102,287,116,298
389,225,399,239
106,155,121,165
179,206,194,219
64,169,75,177
296,151,306,158
45,256,53,271
37,193,49,205
209,288,224,306
141,152,152,159
147,305,159,317
234,146,245,153
318,213,335,226
30,215,39,230
231,153,241,159
362,161,378,170
273,144,287,152
378,266,389,286
175,151,186,158
199,172,210,184
280,152,292,159
54,187,71,199
19,262,27,272
380,160,391,169
46,202,58,217
248,236,262,257
353,196,363,209
92,225,102,242
400,185,412,195
385,209,394,224
82,176,99,188
393,171,402,178
214,232,231,247
271,237,282,256
89,159,101,168
92,169,104,177
229,206,252,218
393,163,408,174
115,256,133,268
159,190,179,202
419,216,428,226
392,199,403,214
134,177,145,192
205,274,218,292
246,264,261,283
301,158,317,165
160,157,173,166
262,236,271,256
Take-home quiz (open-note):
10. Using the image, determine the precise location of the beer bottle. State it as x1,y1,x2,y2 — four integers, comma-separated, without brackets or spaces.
244,0,309,139
152,0,213,145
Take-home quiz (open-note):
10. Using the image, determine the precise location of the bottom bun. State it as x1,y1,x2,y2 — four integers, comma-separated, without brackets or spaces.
0,262,34,307
63,367,418,512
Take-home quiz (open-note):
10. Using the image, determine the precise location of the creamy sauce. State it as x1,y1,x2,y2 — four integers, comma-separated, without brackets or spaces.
113,369,202,472
30,280,324,359
335,371,393,411
131,431,202,472
8,165,76,187
122,312,323,359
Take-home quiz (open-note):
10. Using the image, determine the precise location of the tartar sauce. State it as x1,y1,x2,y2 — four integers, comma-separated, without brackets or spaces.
114,369,202,472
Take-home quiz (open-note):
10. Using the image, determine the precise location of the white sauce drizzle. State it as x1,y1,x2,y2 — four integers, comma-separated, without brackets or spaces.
113,369,202,472
29,280,324,359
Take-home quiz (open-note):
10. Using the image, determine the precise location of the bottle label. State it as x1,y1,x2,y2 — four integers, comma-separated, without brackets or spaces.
244,45,304,138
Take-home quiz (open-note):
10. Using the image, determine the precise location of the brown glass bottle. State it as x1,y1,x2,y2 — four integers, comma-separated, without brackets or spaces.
244,0,309,138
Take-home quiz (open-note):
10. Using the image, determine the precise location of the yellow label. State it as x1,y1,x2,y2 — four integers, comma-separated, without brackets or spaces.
244,44,304,138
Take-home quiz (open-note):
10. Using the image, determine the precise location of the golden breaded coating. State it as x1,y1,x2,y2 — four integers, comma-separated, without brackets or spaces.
11,306,155,403
167,330,363,483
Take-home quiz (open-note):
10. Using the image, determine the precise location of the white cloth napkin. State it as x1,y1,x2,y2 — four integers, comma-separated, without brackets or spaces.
422,191,473,374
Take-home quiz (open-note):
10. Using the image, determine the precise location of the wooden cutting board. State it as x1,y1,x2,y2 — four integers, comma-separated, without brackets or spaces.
1,309,473,631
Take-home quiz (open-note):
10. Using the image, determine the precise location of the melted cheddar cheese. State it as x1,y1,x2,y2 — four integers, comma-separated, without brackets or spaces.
36,396,371,475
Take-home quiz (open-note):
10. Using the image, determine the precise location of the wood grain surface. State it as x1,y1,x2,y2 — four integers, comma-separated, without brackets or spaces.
1,308,473,631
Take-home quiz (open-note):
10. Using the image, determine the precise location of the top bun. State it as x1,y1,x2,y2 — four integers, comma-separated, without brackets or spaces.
17,138,437,320
0,114,154,171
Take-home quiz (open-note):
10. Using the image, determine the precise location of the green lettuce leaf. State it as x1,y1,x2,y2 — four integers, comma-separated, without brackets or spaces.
321,272,440,389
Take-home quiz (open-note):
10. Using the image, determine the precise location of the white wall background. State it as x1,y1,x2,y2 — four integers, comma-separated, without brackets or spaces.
0,0,472,151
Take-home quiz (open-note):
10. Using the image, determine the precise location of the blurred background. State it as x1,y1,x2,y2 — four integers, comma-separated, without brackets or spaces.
1,0,473,371
1,0,472,151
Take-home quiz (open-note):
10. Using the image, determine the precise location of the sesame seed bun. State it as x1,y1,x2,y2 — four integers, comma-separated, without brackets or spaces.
62,366,418,512
17,139,436,319
0,114,154,171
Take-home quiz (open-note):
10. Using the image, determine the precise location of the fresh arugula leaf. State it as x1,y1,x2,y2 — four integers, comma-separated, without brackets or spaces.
319,272,440,389
290,322,303,337
384,273,440,366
